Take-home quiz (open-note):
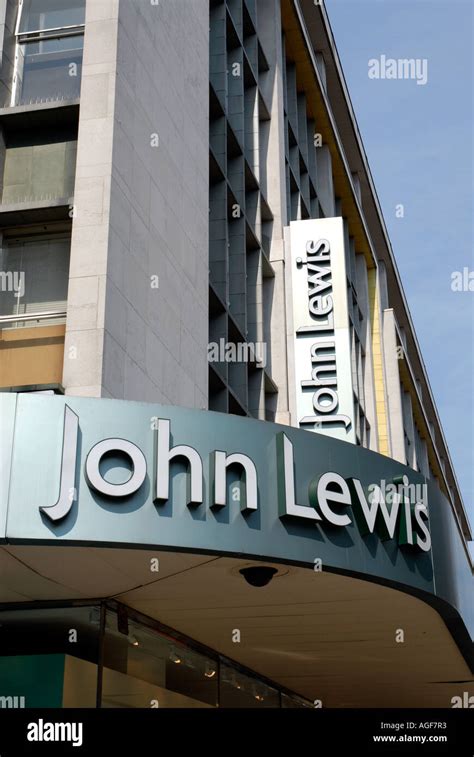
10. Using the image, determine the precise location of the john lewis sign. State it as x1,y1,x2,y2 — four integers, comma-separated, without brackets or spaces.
286,218,355,442
0,392,438,600
37,404,429,552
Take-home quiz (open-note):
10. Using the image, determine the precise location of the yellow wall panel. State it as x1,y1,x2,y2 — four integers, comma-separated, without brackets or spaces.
0,325,65,389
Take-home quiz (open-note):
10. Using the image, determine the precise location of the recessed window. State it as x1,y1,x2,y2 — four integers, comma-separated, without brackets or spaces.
13,0,85,106
2,123,78,205
0,232,70,329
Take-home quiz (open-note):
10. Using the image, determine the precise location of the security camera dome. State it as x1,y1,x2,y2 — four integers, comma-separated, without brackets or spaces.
239,566,278,587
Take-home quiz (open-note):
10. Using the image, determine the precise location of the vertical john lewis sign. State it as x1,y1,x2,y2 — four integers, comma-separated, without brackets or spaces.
287,218,355,442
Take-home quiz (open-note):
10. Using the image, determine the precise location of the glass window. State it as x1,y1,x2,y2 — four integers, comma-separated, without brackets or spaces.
18,0,86,33
13,0,85,105
18,36,84,103
0,233,70,328
101,610,218,708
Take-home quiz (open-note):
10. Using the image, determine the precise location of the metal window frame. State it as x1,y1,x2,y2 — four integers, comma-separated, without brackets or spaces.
0,310,67,324
17,28,85,43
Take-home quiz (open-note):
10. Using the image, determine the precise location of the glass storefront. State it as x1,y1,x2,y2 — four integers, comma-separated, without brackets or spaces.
102,609,217,708
0,602,312,709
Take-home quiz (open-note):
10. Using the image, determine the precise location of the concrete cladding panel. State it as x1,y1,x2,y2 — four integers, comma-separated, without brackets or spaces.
64,0,209,407
108,0,209,408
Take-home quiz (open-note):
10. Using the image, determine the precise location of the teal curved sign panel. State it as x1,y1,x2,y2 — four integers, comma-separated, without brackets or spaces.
1,393,473,658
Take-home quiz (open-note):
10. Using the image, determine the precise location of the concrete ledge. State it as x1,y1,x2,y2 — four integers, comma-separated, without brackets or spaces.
0,198,73,226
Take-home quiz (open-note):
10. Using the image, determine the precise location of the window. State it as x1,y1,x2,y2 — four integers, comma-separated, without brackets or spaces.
0,232,70,328
13,0,85,106
2,124,78,204
17,0,85,31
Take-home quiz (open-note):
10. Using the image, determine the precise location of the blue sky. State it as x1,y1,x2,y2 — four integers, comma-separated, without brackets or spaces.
324,0,474,541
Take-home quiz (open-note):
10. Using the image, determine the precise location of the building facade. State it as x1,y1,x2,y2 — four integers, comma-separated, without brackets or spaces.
0,0,472,708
